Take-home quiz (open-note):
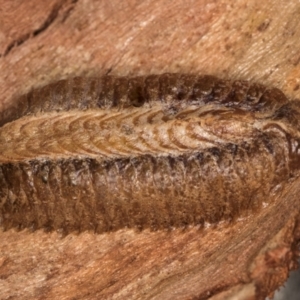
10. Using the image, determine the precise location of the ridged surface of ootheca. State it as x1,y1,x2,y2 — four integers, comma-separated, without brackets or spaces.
0,74,300,233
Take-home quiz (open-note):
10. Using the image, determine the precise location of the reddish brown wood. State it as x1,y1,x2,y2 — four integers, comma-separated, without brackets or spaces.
0,1,300,299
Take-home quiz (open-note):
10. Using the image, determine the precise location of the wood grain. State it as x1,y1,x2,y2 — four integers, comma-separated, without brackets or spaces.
1,1,300,299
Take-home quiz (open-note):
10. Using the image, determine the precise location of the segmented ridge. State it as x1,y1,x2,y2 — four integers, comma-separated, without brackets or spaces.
0,74,288,127
0,132,289,234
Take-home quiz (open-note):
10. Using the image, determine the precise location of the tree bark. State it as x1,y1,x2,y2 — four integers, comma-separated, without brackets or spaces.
0,1,300,299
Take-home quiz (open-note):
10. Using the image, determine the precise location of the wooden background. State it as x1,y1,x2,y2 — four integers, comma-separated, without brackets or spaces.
0,1,300,299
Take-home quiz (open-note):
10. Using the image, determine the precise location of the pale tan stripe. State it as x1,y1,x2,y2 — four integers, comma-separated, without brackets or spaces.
0,106,280,163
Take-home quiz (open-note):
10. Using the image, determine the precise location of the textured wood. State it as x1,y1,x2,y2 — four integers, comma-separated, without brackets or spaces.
1,1,300,300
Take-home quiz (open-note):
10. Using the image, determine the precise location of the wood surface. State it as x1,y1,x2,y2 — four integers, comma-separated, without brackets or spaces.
0,0,300,299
